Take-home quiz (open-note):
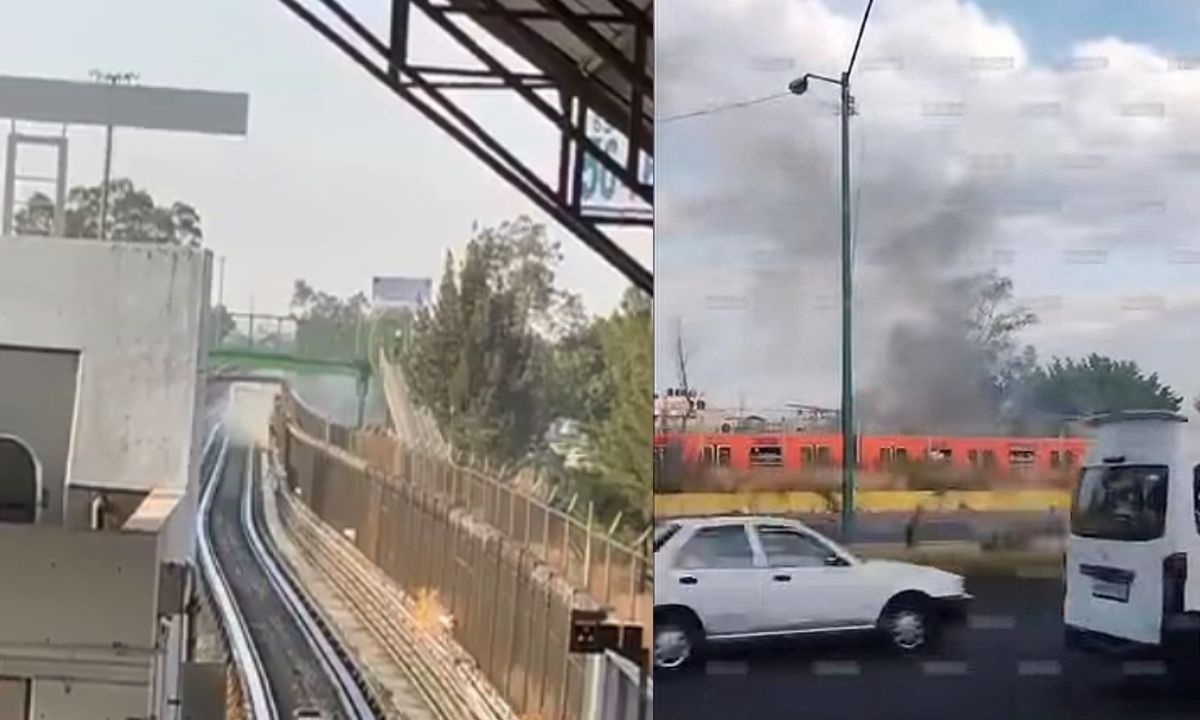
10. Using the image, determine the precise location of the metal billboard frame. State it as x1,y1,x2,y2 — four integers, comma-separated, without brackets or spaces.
273,0,653,294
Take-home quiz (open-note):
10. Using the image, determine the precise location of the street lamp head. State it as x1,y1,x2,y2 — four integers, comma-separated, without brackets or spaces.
788,75,810,96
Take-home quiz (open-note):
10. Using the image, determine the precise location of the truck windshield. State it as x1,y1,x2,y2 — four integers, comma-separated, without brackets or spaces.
1071,465,1169,541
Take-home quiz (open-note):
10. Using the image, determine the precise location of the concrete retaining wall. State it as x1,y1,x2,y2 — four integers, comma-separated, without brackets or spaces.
655,490,1073,517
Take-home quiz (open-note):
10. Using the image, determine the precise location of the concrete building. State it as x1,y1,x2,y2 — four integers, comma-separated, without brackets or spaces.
0,235,211,719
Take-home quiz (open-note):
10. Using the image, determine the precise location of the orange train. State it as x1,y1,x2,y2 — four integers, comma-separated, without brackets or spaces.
654,432,1091,474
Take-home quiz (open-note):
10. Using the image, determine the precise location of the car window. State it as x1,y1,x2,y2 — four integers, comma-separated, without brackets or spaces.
675,524,755,569
756,526,839,567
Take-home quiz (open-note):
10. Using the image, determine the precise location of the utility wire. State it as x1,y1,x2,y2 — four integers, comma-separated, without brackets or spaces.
660,91,789,124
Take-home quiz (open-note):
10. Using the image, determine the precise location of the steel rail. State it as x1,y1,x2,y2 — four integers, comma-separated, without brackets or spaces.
239,448,378,719
196,434,279,720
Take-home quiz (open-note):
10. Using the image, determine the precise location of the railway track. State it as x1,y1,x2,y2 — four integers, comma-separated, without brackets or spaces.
198,429,378,720
264,454,515,720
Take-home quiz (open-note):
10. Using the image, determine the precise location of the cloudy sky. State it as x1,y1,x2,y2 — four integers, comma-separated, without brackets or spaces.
0,1,649,317
656,0,1200,418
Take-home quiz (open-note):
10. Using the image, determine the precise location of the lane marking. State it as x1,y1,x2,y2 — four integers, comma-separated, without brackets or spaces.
968,614,1017,630
1121,660,1168,676
920,660,969,676
811,661,861,676
706,661,749,676
1017,660,1061,676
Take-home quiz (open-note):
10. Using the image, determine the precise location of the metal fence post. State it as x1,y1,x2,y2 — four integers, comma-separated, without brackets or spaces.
584,502,594,596
538,582,553,714
487,537,502,677
561,513,572,585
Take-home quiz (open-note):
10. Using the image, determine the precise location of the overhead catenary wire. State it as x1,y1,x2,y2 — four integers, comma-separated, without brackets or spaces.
660,91,790,124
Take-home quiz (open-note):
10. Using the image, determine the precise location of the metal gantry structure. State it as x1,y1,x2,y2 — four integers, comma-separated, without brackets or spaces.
274,0,654,294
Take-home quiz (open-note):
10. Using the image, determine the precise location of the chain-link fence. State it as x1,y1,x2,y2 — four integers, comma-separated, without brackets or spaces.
273,387,647,720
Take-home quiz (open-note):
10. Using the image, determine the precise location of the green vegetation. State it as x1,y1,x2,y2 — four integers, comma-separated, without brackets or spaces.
14,178,202,246
1025,353,1182,418
403,216,652,528
961,273,1184,433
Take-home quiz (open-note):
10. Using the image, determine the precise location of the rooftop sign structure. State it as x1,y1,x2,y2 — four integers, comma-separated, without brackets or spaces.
0,74,248,237
0,74,248,135
371,276,431,310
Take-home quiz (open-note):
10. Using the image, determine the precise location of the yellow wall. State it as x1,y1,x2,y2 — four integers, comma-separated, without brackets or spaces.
654,490,1072,517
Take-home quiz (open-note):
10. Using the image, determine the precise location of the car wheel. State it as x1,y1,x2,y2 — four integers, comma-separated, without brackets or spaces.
655,611,702,671
879,596,935,653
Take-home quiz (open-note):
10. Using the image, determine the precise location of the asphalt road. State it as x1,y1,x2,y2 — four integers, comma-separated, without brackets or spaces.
655,577,1200,720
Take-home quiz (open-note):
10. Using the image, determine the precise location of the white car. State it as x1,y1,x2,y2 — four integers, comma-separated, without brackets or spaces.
653,515,972,670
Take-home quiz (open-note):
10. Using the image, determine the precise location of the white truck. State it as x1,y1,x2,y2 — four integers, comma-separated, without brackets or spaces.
1064,410,1200,679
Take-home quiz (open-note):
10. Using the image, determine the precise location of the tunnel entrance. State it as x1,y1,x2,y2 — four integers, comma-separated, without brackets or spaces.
0,436,39,523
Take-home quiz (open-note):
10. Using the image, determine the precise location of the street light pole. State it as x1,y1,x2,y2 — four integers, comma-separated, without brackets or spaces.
838,70,856,541
789,0,873,541
90,70,138,240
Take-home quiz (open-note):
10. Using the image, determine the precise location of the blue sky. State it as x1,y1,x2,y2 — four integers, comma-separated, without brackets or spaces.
973,0,1199,63
0,1,649,317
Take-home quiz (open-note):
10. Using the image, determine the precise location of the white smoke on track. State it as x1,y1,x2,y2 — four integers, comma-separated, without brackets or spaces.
221,383,278,448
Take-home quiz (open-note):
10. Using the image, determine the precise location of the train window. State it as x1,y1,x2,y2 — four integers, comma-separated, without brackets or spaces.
1010,447,1036,471
702,445,716,465
894,447,908,463
1050,450,1061,468
967,449,979,466
749,445,784,468
1010,448,1036,463
879,447,894,465
801,446,814,464
982,449,996,467
1065,450,1076,466
929,448,952,462
815,445,832,465
716,446,732,466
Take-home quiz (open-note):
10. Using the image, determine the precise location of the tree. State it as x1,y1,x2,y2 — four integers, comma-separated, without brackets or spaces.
582,287,653,525
288,279,371,361
404,221,558,461
863,270,1040,434
212,304,236,343
13,179,202,246
1027,354,1182,419
289,279,368,323
959,271,1039,396
545,315,614,427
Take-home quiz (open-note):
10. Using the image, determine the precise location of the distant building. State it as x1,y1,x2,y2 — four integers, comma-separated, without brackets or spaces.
371,276,432,311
